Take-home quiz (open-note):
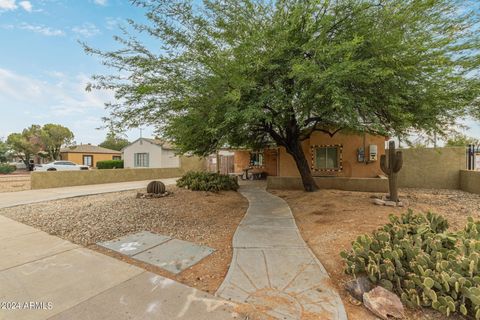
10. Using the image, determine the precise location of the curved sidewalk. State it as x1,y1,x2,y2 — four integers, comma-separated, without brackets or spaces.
217,184,347,320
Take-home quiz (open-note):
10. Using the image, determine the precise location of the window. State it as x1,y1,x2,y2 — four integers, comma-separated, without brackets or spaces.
112,156,121,160
134,153,149,167
83,156,93,167
313,145,341,170
250,152,264,166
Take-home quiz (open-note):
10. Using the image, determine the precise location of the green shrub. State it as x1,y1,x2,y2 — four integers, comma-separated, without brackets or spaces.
96,160,124,169
176,171,239,192
341,210,480,318
0,164,15,174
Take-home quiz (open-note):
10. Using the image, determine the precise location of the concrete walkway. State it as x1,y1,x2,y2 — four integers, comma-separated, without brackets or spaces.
217,184,347,320
0,178,178,209
0,215,237,320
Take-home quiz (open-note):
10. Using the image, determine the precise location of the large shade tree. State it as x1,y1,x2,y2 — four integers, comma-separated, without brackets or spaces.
7,125,43,165
85,0,480,191
41,124,74,160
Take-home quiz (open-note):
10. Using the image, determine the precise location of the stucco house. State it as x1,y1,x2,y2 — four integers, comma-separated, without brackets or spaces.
122,138,180,168
60,144,122,168
233,131,387,178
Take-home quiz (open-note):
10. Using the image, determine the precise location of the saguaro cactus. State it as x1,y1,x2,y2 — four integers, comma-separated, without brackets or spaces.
380,141,403,202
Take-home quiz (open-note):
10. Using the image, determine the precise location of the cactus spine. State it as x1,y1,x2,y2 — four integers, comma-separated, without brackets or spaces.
147,181,166,194
380,140,403,202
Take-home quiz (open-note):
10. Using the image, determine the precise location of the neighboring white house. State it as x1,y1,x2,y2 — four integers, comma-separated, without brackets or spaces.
122,138,180,168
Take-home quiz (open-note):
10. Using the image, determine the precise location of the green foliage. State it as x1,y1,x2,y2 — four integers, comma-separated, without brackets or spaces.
96,160,124,169
176,171,239,192
85,0,480,191
341,210,480,318
7,125,43,164
0,164,15,174
445,134,480,147
0,139,9,163
41,124,74,160
98,131,130,151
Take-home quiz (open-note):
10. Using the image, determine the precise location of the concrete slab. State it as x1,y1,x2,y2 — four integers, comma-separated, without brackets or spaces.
98,231,171,256
0,231,78,271
0,215,40,241
217,184,347,320
49,271,238,320
233,226,305,248
240,215,297,229
0,247,143,320
133,239,214,274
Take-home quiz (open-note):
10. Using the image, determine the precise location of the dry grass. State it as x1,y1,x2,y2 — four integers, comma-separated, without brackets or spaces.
270,187,479,320
0,186,248,294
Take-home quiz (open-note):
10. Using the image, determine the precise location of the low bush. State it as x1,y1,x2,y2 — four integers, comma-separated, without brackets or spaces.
96,160,124,169
176,171,239,192
341,210,480,318
0,164,15,174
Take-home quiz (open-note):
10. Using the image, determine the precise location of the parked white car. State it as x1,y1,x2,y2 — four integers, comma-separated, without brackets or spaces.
8,160,27,170
34,161,89,171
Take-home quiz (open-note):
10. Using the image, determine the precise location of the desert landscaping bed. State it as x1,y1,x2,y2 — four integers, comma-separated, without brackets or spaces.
270,187,480,320
0,174,31,192
0,186,248,294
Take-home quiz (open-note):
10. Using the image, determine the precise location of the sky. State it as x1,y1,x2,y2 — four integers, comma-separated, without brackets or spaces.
0,0,479,146
0,0,156,144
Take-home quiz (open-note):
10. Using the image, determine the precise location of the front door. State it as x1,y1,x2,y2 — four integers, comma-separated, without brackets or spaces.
83,155,93,167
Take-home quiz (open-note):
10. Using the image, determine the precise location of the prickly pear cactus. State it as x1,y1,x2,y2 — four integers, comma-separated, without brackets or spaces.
340,210,480,318
147,181,166,194
380,141,403,202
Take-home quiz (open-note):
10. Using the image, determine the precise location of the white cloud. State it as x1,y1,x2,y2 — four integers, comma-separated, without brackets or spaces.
93,0,107,6
20,23,65,36
0,68,157,144
105,17,123,30
18,0,31,12
0,0,17,10
72,22,100,37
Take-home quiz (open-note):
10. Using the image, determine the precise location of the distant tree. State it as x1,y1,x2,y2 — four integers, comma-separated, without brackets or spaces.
445,134,480,147
7,125,43,165
99,131,130,151
0,138,9,163
40,124,74,160
85,0,480,191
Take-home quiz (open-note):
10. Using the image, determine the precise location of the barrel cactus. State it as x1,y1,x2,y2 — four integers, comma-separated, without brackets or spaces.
147,181,166,194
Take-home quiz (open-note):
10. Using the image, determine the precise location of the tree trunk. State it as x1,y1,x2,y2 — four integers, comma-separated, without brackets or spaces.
285,139,318,192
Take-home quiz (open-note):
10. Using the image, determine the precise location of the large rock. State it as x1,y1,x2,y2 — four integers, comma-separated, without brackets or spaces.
345,276,373,302
363,286,404,320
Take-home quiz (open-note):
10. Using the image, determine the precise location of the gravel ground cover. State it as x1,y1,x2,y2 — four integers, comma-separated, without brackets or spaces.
0,186,248,294
0,174,31,192
270,187,479,320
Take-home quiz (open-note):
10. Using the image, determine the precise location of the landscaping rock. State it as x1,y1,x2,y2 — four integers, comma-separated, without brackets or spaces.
384,201,396,207
372,198,385,206
345,275,373,302
363,286,404,320
136,191,171,199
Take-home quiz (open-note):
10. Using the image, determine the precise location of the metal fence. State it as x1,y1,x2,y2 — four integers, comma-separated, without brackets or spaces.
466,144,480,170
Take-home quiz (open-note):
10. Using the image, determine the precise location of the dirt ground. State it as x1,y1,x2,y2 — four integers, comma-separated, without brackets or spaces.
0,186,248,294
270,187,479,320
0,173,31,192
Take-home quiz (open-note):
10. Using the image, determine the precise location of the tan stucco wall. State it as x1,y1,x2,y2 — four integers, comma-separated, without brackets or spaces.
233,149,278,176
460,170,480,194
397,147,465,189
267,176,388,192
61,152,121,167
278,131,386,178
31,156,206,189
